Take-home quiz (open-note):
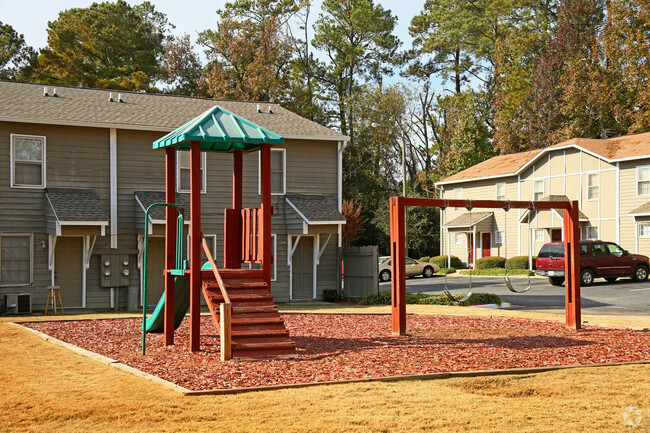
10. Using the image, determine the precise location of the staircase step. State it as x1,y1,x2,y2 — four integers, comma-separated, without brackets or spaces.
231,316,284,326
202,268,264,280
232,306,278,314
232,328,289,337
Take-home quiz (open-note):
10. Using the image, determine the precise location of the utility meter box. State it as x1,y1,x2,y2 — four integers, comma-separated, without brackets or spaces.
100,254,131,287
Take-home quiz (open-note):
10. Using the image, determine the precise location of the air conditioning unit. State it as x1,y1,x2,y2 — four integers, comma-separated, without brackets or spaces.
4,293,32,314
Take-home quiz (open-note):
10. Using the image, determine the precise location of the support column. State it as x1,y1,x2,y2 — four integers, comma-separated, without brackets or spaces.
164,148,177,346
226,150,243,268
390,196,406,335
563,201,581,330
260,144,272,286
189,141,202,352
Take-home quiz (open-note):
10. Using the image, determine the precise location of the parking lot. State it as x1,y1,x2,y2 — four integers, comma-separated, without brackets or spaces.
379,274,650,315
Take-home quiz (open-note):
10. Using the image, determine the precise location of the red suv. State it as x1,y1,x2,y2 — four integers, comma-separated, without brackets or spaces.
535,241,650,286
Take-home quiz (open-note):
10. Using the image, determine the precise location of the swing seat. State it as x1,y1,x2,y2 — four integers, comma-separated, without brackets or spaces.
443,289,472,303
504,276,532,293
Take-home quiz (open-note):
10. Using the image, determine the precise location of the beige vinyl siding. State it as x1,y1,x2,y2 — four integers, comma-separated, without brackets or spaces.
600,170,617,219
565,149,581,174
582,152,599,172
620,161,643,253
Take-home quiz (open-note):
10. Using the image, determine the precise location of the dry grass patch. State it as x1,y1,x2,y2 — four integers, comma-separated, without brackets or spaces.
1,319,650,432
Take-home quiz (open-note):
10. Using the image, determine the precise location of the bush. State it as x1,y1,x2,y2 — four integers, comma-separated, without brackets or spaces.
430,255,462,269
361,291,501,306
419,256,431,262
506,256,537,270
439,267,456,275
475,256,506,269
458,268,532,276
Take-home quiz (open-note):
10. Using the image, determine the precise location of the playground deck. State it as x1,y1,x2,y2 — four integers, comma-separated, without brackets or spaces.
23,313,650,391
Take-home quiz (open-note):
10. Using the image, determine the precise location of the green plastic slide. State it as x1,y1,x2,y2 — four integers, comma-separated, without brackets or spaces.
144,278,191,333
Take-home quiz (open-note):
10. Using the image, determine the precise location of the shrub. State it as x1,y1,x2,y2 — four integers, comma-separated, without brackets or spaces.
506,256,537,270
360,291,501,306
475,256,506,269
430,255,462,269
419,256,431,262
438,267,456,274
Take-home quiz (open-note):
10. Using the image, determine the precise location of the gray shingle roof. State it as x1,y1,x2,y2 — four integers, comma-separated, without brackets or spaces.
135,191,190,221
285,194,346,223
46,188,109,221
0,81,346,139
538,195,589,220
444,212,493,228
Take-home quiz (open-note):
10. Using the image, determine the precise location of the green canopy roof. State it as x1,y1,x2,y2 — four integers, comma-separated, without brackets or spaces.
152,105,284,151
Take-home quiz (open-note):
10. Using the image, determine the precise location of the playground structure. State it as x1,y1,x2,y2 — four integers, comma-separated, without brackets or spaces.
389,197,582,335
142,105,297,360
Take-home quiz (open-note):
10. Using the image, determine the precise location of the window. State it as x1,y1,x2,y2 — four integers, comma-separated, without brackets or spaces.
605,243,624,257
534,229,545,243
640,224,650,238
455,233,464,245
11,135,45,188
250,234,277,281
259,149,286,195
495,183,506,201
586,226,598,240
495,231,505,244
638,166,650,196
0,234,32,285
453,188,462,212
177,150,206,193
587,173,599,200
534,180,544,201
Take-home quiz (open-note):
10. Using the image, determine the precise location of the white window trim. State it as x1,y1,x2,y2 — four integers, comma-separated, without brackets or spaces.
10,134,46,189
0,233,34,286
177,150,207,194
637,165,650,197
453,187,462,212
533,229,545,243
640,224,650,238
586,226,599,240
258,148,286,196
187,233,216,260
495,231,505,244
533,179,544,201
587,173,599,201
454,233,464,245
495,183,506,201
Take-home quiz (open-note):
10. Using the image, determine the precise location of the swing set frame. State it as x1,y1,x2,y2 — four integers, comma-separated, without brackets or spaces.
389,197,582,336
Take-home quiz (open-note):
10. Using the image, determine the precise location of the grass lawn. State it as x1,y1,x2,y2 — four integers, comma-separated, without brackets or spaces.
1,307,649,432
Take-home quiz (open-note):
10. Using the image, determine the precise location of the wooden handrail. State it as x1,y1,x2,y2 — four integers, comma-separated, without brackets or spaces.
201,233,231,304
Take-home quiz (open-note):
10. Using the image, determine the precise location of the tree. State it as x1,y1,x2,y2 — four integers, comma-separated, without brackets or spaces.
198,0,302,101
341,199,367,246
33,0,170,90
160,34,205,97
0,22,37,80
313,0,400,142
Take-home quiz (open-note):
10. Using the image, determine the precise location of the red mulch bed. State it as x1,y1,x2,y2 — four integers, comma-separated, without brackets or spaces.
23,314,650,391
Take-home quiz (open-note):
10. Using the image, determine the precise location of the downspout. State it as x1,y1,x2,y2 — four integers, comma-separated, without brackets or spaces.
337,141,348,297
110,128,118,309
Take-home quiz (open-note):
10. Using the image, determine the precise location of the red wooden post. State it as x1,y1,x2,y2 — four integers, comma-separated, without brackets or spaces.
164,147,177,346
389,196,407,335
225,151,243,268
260,143,272,286
189,141,202,352
563,201,581,330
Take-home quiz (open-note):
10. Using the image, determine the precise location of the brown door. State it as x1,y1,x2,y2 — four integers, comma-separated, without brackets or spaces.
551,229,562,242
145,237,165,306
481,233,491,258
55,237,83,308
293,236,314,300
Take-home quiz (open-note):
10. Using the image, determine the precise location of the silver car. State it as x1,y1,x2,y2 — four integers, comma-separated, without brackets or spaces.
378,256,440,282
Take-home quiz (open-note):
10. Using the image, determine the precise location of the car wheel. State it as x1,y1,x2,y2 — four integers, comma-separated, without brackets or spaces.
605,277,617,283
581,268,595,286
422,266,434,278
379,269,391,282
632,264,649,282
548,276,565,286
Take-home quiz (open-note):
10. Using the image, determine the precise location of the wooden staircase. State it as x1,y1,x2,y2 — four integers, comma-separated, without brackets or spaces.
201,268,297,360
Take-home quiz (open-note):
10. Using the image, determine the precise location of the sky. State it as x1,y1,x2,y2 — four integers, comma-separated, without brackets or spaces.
0,0,425,58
